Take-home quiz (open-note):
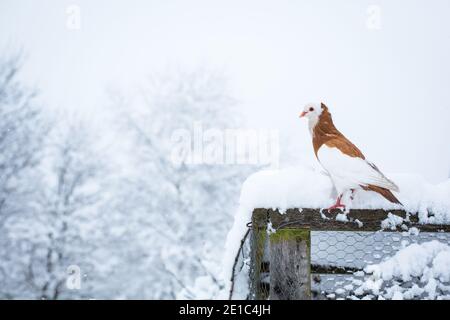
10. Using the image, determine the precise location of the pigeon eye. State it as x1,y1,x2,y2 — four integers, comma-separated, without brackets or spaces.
309,107,314,112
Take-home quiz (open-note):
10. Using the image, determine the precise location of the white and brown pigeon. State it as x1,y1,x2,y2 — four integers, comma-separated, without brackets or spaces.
300,102,402,211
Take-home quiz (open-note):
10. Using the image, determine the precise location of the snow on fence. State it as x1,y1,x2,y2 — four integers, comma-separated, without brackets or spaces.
223,167,450,300
234,208,450,300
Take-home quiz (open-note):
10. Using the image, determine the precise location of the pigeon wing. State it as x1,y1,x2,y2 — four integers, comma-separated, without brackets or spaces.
318,142,399,192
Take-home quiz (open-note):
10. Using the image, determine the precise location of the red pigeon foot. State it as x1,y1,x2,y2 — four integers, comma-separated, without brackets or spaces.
327,195,346,212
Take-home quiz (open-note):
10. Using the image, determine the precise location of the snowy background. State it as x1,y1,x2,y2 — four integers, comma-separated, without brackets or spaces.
0,0,449,299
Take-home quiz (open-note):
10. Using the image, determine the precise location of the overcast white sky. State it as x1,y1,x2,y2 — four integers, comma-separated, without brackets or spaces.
1,0,449,182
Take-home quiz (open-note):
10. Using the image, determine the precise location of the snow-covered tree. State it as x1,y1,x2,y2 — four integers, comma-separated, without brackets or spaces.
2,113,112,299
0,61,259,299
0,54,47,220
0,55,49,298
109,68,256,298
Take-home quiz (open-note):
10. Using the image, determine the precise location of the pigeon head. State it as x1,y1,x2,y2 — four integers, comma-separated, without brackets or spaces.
299,102,327,118
300,102,328,132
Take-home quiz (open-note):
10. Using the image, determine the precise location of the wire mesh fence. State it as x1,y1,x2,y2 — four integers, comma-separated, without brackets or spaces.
230,209,450,300
311,231,450,299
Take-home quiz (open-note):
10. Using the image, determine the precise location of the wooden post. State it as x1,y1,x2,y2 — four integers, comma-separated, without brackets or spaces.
250,209,269,299
269,228,311,300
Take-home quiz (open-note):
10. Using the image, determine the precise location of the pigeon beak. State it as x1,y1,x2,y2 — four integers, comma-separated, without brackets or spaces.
299,111,308,118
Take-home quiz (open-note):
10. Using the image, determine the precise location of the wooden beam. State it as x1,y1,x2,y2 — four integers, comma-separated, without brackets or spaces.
269,228,311,300
251,208,450,232
311,264,362,274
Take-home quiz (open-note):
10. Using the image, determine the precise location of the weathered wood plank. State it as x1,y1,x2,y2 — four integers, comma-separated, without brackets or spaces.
311,264,362,274
250,210,268,300
252,208,450,232
269,228,311,300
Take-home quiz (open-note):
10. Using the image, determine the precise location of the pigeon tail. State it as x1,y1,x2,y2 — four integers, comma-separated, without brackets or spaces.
361,185,403,205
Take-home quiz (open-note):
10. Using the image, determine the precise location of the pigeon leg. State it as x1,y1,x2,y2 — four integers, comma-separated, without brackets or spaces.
327,194,346,212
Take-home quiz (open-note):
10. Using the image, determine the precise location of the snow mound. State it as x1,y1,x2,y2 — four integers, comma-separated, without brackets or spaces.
353,241,450,300
221,165,450,297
